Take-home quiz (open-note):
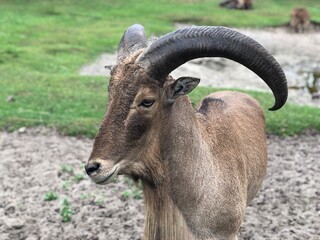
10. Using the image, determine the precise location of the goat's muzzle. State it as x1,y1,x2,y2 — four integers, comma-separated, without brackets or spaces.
85,159,120,185
85,162,101,176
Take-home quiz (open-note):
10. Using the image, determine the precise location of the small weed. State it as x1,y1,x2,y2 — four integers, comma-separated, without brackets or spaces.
80,193,90,200
44,191,58,201
124,176,135,187
73,173,85,183
122,190,131,199
132,188,143,200
60,198,73,222
122,188,143,200
94,198,104,206
79,193,104,206
62,180,72,190
61,163,74,175
122,178,143,200
79,163,85,169
61,163,85,185
137,179,142,189
124,177,142,189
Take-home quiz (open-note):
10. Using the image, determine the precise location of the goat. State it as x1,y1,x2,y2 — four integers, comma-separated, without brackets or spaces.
220,0,253,10
237,0,253,9
290,8,310,33
85,24,287,239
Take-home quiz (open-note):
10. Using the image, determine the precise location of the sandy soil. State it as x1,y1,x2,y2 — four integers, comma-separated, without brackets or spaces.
0,128,319,240
0,128,144,240
1,25,320,240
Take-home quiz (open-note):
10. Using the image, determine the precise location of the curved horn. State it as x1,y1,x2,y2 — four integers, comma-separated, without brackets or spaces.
117,24,148,61
137,26,287,111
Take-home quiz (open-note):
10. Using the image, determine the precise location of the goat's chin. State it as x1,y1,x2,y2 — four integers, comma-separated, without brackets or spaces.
91,163,120,185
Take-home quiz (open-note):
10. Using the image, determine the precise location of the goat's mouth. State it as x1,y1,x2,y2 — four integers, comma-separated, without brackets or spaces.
92,163,120,185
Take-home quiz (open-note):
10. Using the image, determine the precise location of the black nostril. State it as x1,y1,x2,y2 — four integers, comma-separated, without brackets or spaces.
85,162,101,175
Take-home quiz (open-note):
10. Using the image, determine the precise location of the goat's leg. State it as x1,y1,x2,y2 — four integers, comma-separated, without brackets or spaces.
302,20,310,32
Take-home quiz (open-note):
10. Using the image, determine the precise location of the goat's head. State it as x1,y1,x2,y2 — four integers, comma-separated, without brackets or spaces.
85,24,287,185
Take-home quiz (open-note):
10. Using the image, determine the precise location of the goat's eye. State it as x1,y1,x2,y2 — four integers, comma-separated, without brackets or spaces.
139,99,155,108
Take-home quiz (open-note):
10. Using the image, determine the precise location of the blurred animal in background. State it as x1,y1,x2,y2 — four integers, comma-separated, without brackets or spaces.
220,0,253,10
238,0,253,9
290,8,310,33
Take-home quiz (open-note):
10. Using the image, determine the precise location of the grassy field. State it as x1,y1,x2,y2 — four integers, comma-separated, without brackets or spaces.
1,0,320,137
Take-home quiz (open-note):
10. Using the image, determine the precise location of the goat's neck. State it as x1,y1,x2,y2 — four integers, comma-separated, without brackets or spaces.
158,98,215,239
142,182,194,240
143,99,208,240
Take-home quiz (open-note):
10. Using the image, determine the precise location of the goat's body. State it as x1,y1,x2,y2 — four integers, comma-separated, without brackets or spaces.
198,91,267,202
220,0,252,9
142,91,267,240
86,25,287,239
290,8,310,33
237,0,253,9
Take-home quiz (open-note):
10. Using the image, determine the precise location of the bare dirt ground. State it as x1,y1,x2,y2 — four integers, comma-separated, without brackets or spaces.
1,25,320,240
0,128,319,240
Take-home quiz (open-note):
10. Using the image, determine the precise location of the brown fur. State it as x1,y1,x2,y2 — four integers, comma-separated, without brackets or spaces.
290,8,310,33
220,0,253,9
86,51,267,239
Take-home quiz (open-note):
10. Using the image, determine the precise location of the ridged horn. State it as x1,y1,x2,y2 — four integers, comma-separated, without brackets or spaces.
137,26,288,111
117,24,148,61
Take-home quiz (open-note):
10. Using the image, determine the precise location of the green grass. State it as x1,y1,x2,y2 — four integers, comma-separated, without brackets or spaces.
1,0,320,137
1,73,107,137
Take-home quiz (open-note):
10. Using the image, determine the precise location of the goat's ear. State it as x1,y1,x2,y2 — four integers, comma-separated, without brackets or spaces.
166,77,200,102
